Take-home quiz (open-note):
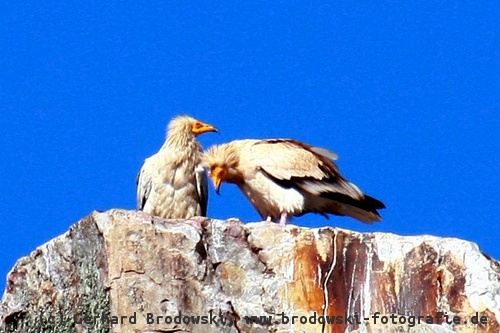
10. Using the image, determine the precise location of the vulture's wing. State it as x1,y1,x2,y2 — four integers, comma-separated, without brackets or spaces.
136,161,152,210
309,146,339,161
195,164,209,216
248,139,363,199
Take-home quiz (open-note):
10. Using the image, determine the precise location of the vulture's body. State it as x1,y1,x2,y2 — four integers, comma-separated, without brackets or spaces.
203,139,385,225
137,116,217,219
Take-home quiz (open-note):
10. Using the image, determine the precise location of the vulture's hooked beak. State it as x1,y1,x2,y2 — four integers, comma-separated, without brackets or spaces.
192,122,219,135
212,176,222,195
209,167,225,195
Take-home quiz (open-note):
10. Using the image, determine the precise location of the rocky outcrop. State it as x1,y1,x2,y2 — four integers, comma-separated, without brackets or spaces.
1,209,499,333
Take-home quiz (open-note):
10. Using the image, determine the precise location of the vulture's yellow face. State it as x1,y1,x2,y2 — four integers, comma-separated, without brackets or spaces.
209,166,227,194
191,121,218,136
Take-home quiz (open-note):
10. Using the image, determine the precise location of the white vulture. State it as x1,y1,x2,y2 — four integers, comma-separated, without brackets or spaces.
202,139,385,225
137,115,218,219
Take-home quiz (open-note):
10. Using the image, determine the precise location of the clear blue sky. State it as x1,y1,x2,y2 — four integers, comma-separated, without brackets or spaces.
1,2,498,293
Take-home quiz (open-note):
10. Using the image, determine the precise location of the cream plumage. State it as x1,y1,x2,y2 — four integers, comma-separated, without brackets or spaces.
137,116,217,219
202,139,385,225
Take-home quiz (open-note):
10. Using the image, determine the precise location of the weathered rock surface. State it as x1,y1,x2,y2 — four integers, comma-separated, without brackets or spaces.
1,209,499,333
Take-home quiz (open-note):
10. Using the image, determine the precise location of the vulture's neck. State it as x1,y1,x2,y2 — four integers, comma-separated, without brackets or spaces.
161,128,198,152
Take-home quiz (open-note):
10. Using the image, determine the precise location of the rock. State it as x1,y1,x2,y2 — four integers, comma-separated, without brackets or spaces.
1,209,499,333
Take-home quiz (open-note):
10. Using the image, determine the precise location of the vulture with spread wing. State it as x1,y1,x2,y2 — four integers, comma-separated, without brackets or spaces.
137,115,217,219
202,139,385,225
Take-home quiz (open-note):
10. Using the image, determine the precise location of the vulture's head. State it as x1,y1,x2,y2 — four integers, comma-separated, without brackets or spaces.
168,115,218,138
202,144,241,194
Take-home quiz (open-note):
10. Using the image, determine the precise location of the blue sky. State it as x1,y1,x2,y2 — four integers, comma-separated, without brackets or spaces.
1,2,498,293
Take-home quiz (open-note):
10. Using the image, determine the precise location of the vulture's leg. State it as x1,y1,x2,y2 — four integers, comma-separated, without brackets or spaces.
279,212,288,226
